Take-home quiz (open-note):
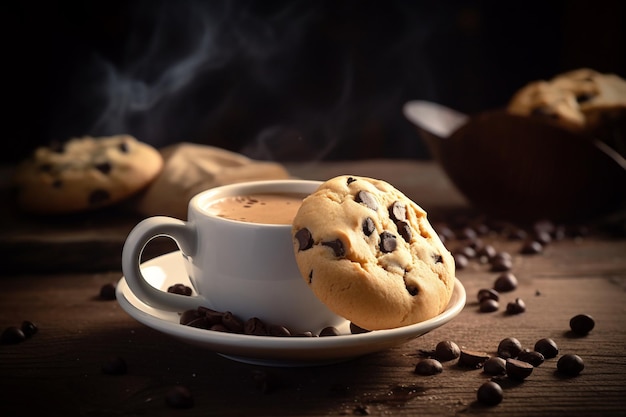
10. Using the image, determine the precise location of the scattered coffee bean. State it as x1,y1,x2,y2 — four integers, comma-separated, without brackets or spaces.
505,298,526,315
520,240,543,255
295,331,315,337
180,309,201,325
455,246,477,259
99,282,117,300
222,311,244,333
453,253,469,269
506,358,534,380
167,283,192,296
490,252,513,272
319,326,341,337
477,288,499,303
517,350,545,367
165,385,194,409
458,349,490,368
245,317,268,336
186,316,211,329
20,321,38,338
476,244,497,262
557,354,584,376
483,356,507,375
569,314,595,335
493,272,518,292
458,227,477,241
101,356,127,375
507,228,527,240
533,230,552,245
414,358,443,375
534,338,559,359
268,325,292,337
476,381,503,406
497,337,523,359
350,322,370,334
479,299,499,313
435,340,461,361
0,326,26,344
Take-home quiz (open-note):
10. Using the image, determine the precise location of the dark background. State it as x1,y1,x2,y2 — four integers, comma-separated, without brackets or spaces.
3,0,625,163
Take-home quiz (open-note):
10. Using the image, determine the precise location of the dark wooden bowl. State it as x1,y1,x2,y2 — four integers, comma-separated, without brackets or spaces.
404,101,626,223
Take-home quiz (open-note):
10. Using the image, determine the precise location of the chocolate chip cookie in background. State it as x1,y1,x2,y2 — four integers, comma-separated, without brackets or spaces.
12,135,163,214
292,175,456,331
507,68,626,157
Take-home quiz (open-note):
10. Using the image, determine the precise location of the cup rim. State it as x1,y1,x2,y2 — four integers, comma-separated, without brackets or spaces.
189,179,322,226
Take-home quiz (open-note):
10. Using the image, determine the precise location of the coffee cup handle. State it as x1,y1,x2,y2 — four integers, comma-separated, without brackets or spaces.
121,216,204,312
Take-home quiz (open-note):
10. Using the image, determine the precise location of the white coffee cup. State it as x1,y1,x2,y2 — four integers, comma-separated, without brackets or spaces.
121,180,344,334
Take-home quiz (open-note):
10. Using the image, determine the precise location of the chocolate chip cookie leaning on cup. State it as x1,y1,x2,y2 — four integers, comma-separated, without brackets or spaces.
12,134,163,214
291,175,455,331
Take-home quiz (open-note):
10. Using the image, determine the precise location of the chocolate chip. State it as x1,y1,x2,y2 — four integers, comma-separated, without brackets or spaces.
569,314,595,335
1,326,26,344
347,177,357,185
88,189,110,205
20,321,38,338
295,228,313,251
99,282,117,300
396,221,412,242
244,317,268,336
458,349,490,368
95,161,112,174
322,239,345,257
493,272,518,292
362,217,375,236
356,190,378,211
308,270,313,283
167,283,192,296
319,326,341,337
432,254,443,264
575,93,595,103
165,385,194,409
405,283,419,296
118,141,130,153
483,357,507,375
379,231,397,253
505,298,526,315
497,337,523,359
534,338,559,359
414,358,443,376
517,350,545,367
101,356,127,375
435,340,460,362
557,354,584,376
389,201,407,222
506,358,534,380
476,381,503,406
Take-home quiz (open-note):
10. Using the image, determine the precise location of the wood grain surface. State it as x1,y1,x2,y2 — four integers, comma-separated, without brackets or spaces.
1,160,625,416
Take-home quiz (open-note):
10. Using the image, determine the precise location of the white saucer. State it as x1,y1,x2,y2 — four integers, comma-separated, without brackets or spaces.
116,251,466,367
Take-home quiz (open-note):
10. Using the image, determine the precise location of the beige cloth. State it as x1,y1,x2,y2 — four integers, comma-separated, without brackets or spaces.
132,143,291,219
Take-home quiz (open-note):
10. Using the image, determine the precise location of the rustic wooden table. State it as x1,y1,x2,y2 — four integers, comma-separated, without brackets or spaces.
1,160,625,417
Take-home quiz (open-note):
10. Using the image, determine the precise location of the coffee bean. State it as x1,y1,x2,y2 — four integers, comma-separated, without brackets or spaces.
295,228,314,250
490,255,513,272
295,331,315,337
165,385,194,409
534,230,552,245
507,228,527,240
497,337,523,359
186,317,211,329
505,298,526,315
268,325,292,337
569,314,595,335
557,354,584,376
517,350,545,367
350,322,370,334
20,321,38,338
1,326,26,344
101,356,127,375
493,272,518,292
534,338,559,359
520,240,543,255
180,309,201,325
356,190,378,211
221,311,244,333
244,317,268,336
506,358,534,380
434,340,460,362
458,349,490,368
167,283,192,296
99,282,117,300
479,299,499,313
477,244,497,262
379,231,397,253
454,253,469,270
323,239,345,257
476,381,503,406
483,357,507,375
414,358,443,375
458,227,477,241
477,288,499,303
319,326,341,337
199,307,225,326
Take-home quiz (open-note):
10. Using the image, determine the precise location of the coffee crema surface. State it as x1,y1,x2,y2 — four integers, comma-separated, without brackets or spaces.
206,192,308,225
